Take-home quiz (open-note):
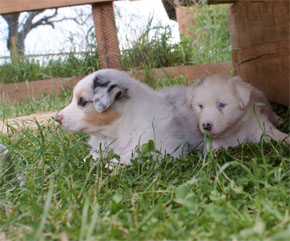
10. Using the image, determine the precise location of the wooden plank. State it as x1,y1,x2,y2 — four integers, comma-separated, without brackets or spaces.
227,1,290,106
0,76,83,105
232,42,289,106
0,62,233,105
0,0,114,14
227,1,289,49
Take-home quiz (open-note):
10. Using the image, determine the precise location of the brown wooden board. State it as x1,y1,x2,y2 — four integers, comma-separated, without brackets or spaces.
232,42,289,106
227,1,290,106
228,1,289,49
1,62,233,105
0,76,83,105
0,0,115,14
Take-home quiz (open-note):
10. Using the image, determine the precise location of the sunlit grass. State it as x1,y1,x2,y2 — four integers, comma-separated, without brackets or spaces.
0,117,289,240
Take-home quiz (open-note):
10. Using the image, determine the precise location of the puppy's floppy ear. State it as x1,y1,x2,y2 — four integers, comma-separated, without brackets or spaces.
93,84,125,113
230,76,252,108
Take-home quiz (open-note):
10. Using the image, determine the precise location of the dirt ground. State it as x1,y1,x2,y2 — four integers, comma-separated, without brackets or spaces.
0,111,56,134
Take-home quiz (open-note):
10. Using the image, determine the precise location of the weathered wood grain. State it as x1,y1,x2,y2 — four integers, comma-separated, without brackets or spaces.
0,0,114,14
227,1,289,106
0,76,83,105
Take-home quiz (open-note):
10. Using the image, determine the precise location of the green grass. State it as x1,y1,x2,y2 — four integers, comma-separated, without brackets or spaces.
0,116,289,240
121,21,186,70
0,77,289,240
0,52,100,84
122,4,232,71
180,4,232,65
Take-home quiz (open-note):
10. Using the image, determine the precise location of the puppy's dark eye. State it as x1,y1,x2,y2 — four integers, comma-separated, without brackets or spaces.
198,104,203,109
78,97,88,107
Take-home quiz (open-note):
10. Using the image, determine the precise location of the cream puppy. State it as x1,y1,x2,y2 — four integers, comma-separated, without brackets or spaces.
56,69,203,165
186,74,289,152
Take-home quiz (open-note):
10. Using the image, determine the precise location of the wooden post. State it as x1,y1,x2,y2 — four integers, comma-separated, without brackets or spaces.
92,1,121,69
227,1,289,106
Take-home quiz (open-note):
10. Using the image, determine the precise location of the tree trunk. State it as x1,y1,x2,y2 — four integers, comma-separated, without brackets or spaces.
3,13,25,59
1,10,58,60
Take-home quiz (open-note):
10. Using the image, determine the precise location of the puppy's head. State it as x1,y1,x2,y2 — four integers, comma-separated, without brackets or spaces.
56,69,129,134
187,74,251,137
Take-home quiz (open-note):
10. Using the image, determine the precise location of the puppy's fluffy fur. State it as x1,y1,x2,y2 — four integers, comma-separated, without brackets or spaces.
186,74,289,151
57,69,203,164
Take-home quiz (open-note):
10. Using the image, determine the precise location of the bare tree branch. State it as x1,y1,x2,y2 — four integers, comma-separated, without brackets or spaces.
30,9,58,29
1,7,90,57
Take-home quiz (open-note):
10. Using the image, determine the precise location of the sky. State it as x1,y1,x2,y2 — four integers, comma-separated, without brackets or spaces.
0,0,179,59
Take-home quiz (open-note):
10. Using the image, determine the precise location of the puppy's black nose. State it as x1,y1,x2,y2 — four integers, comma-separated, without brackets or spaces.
202,123,212,131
